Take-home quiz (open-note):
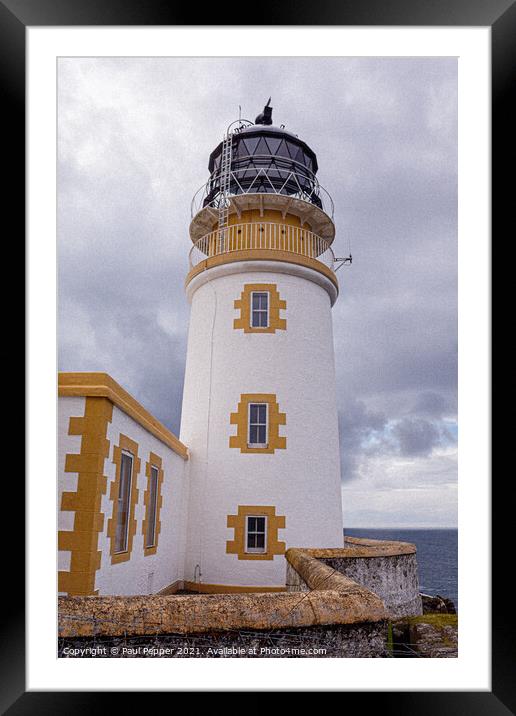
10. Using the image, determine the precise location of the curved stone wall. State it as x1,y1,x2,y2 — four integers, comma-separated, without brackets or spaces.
288,537,423,618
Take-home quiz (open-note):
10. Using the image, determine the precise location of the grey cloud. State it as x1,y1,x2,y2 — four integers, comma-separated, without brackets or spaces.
340,400,456,483
411,391,452,418
392,417,442,457
339,397,387,483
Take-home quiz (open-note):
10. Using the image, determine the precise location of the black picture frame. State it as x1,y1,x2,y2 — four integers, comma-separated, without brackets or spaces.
8,0,509,709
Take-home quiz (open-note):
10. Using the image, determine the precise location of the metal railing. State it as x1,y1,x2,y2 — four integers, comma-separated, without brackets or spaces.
188,222,336,272
191,168,335,220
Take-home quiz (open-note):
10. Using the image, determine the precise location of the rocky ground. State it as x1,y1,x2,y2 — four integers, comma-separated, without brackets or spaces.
390,614,458,657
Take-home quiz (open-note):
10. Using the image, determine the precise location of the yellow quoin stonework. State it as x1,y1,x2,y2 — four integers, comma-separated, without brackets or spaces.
233,283,287,333
59,372,189,459
58,373,189,596
107,434,141,564
142,452,164,557
58,397,113,596
226,505,286,561
229,393,286,453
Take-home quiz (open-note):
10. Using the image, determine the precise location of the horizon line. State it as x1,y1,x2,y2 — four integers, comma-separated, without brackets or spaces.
345,526,458,531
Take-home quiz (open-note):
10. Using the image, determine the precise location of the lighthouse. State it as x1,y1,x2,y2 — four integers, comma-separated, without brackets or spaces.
180,101,346,592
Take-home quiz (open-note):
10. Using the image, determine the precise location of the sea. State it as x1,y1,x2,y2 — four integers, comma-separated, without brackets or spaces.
345,528,458,609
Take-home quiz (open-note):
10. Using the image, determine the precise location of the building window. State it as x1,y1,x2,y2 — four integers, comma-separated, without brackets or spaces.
230,393,286,454
251,291,269,328
145,465,159,548
233,283,286,334
226,505,286,561
248,403,267,447
245,515,267,554
109,434,141,564
142,452,164,557
115,451,133,553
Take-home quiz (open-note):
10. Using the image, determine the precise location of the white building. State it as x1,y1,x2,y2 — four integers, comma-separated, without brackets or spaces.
58,102,348,595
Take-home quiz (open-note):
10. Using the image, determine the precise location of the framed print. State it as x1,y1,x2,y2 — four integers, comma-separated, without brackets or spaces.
7,0,510,708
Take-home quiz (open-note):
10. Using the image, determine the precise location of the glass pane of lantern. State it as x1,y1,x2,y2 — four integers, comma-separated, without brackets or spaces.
276,140,291,158
266,137,282,154
243,137,259,154
254,137,269,155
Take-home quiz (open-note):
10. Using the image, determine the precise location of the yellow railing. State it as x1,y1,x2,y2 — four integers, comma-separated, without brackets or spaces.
189,222,335,271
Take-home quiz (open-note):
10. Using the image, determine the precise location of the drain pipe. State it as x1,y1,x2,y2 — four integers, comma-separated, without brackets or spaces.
193,563,202,591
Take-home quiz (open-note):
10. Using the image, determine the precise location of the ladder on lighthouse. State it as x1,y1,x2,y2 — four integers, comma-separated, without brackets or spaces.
218,132,233,253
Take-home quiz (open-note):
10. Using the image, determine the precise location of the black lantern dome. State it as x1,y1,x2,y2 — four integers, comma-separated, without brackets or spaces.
203,100,322,209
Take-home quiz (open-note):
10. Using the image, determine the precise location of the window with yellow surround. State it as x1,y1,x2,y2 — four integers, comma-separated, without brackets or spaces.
226,505,286,560
107,434,140,564
233,283,286,333
229,393,286,454
142,452,164,556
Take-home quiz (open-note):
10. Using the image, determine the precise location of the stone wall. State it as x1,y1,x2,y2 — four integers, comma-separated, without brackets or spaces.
286,538,423,618
58,549,388,658
322,553,421,618
59,622,387,658
58,539,424,658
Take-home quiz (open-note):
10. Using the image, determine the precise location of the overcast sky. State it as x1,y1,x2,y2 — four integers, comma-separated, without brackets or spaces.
58,57,457,529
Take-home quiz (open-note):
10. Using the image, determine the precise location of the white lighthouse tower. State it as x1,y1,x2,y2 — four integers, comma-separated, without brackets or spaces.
180,101,347,592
